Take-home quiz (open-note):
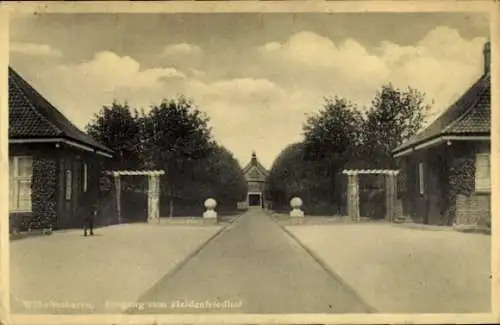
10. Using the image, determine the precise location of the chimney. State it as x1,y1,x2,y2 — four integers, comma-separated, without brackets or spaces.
483,41,491,74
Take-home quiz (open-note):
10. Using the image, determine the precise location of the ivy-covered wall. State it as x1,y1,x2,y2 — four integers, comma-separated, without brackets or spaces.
29,155,58,229
397,141,491,226
9,143,113,232
9,144,59,232
448,141,491,226
447,147,474,224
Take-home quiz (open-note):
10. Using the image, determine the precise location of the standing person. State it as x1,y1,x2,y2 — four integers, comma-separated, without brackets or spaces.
84,203,98,236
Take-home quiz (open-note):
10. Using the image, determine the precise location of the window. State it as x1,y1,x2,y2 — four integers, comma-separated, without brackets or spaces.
9,156,33,212
475,153,491,192
418,162,425,195
65,170,72,200
82,163,88,193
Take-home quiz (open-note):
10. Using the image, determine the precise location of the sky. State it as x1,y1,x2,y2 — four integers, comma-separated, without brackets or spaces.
9,12,490,169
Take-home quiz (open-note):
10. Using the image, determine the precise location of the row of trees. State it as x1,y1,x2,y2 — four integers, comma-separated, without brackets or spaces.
85,84,430,217
265,84,430,215
86,96,248,217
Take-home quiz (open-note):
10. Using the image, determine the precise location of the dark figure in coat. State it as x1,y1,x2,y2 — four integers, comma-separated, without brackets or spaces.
84,204,98,236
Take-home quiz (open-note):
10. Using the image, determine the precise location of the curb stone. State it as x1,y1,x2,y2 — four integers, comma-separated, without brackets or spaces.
452,224,491,235
392,222,491,235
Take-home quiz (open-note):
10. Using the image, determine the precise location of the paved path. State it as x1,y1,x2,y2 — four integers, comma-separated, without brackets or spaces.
128,210,372,314
10,223,223,314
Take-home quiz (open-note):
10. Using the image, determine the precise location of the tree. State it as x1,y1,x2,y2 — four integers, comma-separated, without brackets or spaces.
205,145,248,207
172,144,247,210
266,143,304,208
86,96,247,217
266,84,430,216
301,97,365,209
303,96,364,165
86,101,142,170
266,142,332,213
361,84,430,168
142,96,215,217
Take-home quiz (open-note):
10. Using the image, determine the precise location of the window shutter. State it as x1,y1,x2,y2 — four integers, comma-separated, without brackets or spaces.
83,163,88,192
66,170,72,200
475,153,491,192
418,162,425,195
18,179,32,210
9,156,33,211
9,157,14,209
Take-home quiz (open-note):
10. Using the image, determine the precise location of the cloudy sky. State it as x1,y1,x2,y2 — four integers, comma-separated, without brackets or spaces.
9,12,489,168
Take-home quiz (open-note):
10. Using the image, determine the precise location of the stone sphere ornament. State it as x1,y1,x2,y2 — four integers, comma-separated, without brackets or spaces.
290,197,305,218
203,198,218,219
204,198,217,210
290,197,303,209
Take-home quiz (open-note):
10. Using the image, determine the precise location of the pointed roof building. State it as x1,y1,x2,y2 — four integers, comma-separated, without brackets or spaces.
242,151,269,179
391,41,491,226
8,67,113,157
393,41,491,157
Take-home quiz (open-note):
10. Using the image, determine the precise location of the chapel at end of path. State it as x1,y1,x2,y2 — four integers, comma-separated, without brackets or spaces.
238,151,269,209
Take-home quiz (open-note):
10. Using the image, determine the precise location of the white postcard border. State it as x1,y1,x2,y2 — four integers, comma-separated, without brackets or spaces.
0,1,498,324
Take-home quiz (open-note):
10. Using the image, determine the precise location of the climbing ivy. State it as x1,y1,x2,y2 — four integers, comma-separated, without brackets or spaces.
29,156,57,230
447,153,475,225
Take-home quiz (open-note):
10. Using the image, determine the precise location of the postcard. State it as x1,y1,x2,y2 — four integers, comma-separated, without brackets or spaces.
0,1,498,324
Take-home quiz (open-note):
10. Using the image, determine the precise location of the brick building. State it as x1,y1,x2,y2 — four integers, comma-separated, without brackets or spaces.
8,67,114,231
392,42,491,226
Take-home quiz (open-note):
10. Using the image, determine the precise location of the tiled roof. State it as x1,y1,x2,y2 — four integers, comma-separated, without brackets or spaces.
445,83,490,133
393,72,490,154
8,67,113,154
242,152,269,178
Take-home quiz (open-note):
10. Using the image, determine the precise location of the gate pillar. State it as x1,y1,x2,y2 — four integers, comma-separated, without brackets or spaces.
148,174,160,224
343,169,399,223
385,171,398,222
347,172,360,222
113,173,122,224
105,170,165,225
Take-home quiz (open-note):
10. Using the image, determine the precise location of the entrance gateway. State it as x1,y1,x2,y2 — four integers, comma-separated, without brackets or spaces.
342,169,399,222
105,170,165,223
238,151,268,209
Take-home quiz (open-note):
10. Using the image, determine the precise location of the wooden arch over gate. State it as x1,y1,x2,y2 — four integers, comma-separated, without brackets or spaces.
342,169,399,222
105,170,165,224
